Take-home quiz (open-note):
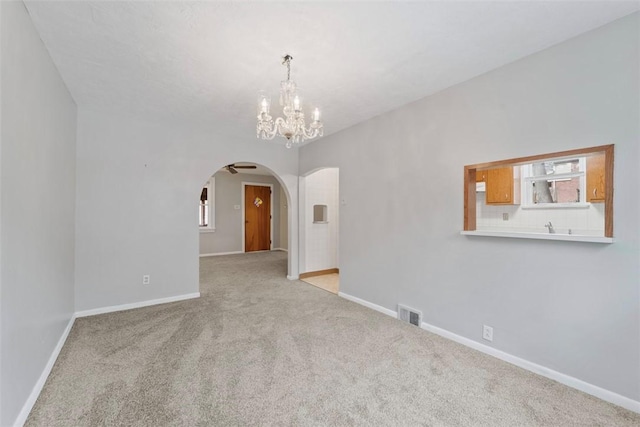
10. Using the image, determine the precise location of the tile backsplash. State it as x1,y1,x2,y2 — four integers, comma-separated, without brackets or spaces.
476,192,604,235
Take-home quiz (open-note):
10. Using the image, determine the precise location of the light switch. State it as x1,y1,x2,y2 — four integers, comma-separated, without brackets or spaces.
234,205,240,210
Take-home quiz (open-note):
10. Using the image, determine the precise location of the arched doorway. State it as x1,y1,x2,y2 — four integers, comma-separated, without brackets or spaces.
197,162,294,293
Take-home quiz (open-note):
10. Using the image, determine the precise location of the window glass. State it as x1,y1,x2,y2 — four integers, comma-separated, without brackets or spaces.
522,158,585,206
199,177,215,229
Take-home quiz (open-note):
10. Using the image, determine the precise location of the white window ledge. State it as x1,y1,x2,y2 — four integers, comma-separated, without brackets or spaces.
461,230,613,244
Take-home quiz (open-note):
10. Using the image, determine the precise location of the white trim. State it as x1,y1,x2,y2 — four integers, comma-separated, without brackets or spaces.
461,230,612,243
273,248,288,252
241,182,274,253
16,292,639,426
339,291,640,414
14,315,76,427
199,251,243,258
14,292,201,425
75,293,200,318
420,321,640,414
338,292,397,318
286,275,299,280
523,171,585,181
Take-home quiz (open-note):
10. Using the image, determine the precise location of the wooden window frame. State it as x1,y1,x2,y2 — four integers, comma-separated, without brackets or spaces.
464,144,614,237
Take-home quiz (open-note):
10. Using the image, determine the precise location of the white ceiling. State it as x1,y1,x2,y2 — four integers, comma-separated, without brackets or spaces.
24,1,639,145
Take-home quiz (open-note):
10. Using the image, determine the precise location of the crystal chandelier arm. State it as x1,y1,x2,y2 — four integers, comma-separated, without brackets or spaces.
258,127,276,140
273,117,288,137
257,115,277,140
301,124,322,140
258,117,289,140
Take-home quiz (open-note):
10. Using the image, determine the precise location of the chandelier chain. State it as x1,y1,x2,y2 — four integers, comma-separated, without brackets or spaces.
283,54,292,81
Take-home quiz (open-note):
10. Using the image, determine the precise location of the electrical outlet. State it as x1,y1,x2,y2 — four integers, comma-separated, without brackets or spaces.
483,325,493,342
502,213,509,221
142,275,150,285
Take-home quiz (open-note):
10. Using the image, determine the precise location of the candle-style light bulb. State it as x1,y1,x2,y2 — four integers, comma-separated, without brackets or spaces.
313,107,321,122
261,98,269,113
293,95,301,111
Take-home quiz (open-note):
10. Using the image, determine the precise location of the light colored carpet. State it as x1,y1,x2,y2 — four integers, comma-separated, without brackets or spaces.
26,251,639,426
301,273,339,294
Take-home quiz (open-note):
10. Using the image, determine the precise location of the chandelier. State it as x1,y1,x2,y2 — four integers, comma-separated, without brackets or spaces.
257,55,323,148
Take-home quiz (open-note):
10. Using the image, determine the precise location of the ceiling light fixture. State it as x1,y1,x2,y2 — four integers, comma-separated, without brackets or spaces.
257,55,323,148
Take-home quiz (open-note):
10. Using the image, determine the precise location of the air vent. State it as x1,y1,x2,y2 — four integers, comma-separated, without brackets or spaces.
398,304,422,327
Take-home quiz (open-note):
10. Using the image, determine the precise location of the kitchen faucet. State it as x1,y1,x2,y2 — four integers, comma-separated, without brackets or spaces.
545,222,555,234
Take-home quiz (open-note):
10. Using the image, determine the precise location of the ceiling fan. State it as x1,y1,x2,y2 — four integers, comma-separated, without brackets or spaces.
224,163,257,174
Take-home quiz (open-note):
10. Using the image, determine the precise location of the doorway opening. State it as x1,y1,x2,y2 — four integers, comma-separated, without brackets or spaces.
299,167,340,294
198,162,290,294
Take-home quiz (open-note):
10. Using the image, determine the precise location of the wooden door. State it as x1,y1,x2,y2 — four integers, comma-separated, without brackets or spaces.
586,154,605,202
244,185,271,252
486,167,513,204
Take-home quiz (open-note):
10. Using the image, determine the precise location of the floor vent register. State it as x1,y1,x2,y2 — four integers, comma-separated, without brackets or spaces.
397,304,422,327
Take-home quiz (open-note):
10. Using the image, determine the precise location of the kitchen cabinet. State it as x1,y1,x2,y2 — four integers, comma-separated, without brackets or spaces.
586,153,605,203
486,167,515,204
464,145,613,238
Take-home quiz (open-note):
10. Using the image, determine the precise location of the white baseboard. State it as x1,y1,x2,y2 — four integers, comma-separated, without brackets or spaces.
14,292,201,425
338,291,640,414
75,292,200,318
14,314,76,427
338,292,397,318
199,251,242,257
286,275,299,280
420,321,640,413
201,249,288,258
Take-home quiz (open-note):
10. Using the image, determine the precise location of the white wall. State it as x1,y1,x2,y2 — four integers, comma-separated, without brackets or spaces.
1,2,4,422
300,168,339,273
279,186,288,251
199,171,283,255
300,13,639,402
476,192,605,235
75,109,299,312
0,2,77,425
